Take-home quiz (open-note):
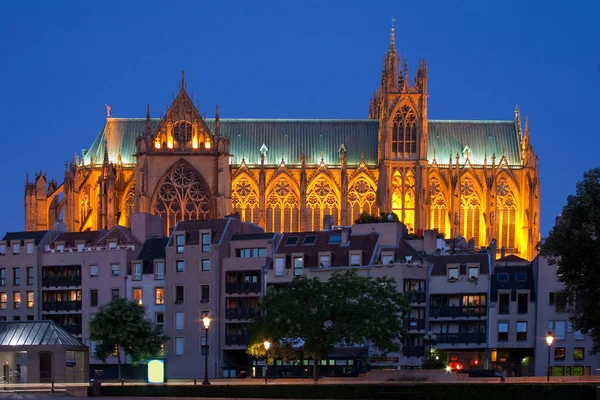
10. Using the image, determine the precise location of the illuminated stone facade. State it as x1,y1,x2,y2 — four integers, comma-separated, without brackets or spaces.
23,32,540,260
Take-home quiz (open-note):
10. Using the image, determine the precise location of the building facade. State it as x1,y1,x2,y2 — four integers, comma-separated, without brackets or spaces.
22,28,540,260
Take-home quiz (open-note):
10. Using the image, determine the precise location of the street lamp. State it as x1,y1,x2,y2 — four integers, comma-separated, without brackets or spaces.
202,316,211,385
263,340,271,385
546,332,554,382
424,332,437,357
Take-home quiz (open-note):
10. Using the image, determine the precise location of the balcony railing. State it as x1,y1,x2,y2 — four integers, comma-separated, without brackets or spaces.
429,306,487,318
405,291,426,304
402,346,425,358
42,301,82,312
225,334,250,346
225,282,261,294
225,308,261,320
403,318,426,330
61,325,82,335
42,276,82,287
436,333,486,345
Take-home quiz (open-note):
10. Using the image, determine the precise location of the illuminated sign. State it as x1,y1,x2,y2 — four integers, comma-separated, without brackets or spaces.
148,359,164,383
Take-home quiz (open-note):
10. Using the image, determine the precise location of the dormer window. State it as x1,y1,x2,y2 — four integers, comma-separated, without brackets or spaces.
285,237,298,245
448,266,459,281
0,244,5,255
26,242,34,254
381,252,395,265
275,257,285,276
175,234,185,254
329,232,342,244
12,243,20,254
318,252,331,268
132,262,143,281
108,241,117,250
497,273,509,282
56,244,64,252
302,236,316,245
350,252,362,267
77,243,85,252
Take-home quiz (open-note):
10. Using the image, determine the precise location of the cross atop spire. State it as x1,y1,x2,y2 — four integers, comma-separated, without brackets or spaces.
180,70,186,91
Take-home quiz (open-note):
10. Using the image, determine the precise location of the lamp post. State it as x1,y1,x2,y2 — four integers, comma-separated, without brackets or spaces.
424,331,437,357
202,316,211,385
263,341,271,385
546,332,554,383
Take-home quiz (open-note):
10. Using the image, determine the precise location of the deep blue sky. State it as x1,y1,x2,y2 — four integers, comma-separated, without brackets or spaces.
0,0,598,238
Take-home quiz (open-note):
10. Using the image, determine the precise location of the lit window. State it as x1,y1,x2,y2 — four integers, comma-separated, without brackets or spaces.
573,347,585,360
0,292,6,309
90,265,98,277
201,259,210,272
27,291,34,309
13,292,21,309
175,338,185,356
133,263,142,281
133,288,143,305
26,242,34,254
155,288,164,305
111,264,120,276
176,235,185,254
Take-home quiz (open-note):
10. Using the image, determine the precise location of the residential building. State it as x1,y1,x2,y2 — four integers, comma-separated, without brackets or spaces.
488,255,536,376
533,256,600,376
0,231,55,322
164,216,263,379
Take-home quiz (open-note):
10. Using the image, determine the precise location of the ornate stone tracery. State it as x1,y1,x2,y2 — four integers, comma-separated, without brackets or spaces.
459,176,482,245
306,176,340,230
79,185,91,223
392,105,417,156
266,177,299,232
348,176,377,223
232,175,260,225
392,169,416,230
429,177,448,236
153,161,212,233
495,176,518,250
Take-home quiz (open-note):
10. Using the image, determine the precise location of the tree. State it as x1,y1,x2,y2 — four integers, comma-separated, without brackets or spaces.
541,168,600,352
88,298,168,379
248,270,410,381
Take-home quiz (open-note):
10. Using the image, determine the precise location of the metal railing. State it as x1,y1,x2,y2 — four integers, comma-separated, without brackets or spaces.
429,306,487,318
225,282,261,294
403,318,426,330
436,332,486,344
42,301,82,312
42,277,82,287
225,308,261,320
225,334,250,346
404,291,426,303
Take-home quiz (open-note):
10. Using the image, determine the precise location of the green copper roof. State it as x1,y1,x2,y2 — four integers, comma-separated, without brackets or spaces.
81,118,522,167
428,121,521,165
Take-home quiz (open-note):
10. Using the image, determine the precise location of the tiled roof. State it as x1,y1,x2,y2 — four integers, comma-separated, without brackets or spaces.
394,239,422,260
2,230,49,244
491,265,535,300
94,225,138,246
81,118,522,168
274,230,379,268
137,236,169,274
496,254,528,263
0,320,85,347
428,253,490,276
54,230,107,248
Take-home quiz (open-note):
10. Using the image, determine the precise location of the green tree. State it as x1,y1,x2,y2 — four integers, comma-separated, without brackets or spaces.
88,298,168,379
541,168,600,352
248,270,410,381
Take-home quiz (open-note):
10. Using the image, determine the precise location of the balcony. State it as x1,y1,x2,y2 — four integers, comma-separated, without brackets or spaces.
42,301,82,312
405,291,426,304
42,276,82,287
430,306,487,318
225,308,261,320
226,282,261,294
225,334,250,346
402,346,425,358
436,333,486,345
61,325,82,335
404,318,426,330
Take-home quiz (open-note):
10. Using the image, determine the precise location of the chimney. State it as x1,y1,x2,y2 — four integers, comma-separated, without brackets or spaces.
131,213,165,243
323,215,334,231
341,227,350,245
488,238,497,261
500,247,506,259
423,229,437,254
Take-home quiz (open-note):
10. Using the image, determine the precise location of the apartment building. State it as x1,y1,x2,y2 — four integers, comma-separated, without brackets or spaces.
165,217,263,379
221,232,281,378
0,231,55,322
427,253,491,369
533,256,600,376
488,255,536,376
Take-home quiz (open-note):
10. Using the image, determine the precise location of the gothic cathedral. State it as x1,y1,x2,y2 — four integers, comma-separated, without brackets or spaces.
23,29,540,260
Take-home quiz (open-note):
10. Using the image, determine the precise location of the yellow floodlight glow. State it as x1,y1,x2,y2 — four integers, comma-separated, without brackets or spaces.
147,359,164,383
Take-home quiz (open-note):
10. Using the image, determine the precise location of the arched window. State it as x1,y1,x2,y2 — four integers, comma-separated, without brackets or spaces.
460,177,482,246
429,178,448,237
495,178,517,250
153,161,212,233
266,177,299,232
232,176,260,225
347,176,377,223
392,105,417,157
80,185,91,224
306,177,340,230
173,122,192,147
392,169,416,231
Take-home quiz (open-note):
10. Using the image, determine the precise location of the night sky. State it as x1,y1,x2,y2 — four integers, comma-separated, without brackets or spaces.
0,0,598,238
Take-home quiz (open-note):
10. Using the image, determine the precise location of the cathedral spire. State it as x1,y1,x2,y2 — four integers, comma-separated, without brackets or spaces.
180,70,186,92
103,137,109,167
145,104,151,136
389,17,397,54
215,104,221,136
